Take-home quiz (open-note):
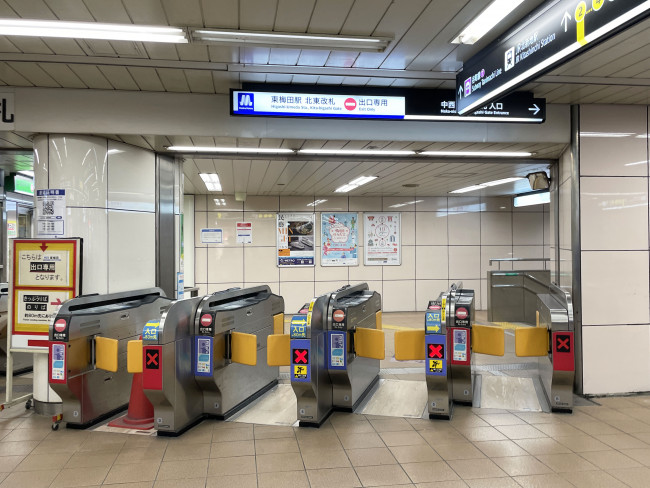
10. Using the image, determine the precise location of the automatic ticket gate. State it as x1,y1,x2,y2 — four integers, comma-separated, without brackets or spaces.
395,283,480,419
268,283,384,427
139,286,284,435
48,288,171,428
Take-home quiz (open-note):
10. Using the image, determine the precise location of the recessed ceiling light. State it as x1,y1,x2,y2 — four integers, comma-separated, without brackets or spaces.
419,151,533,157
451,0,526,45
0,19,187,43
334,176,378,193
199,173,222,192
168,146,294,154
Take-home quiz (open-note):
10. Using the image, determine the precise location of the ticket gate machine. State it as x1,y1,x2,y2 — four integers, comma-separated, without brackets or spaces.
274,283,384,427
193,286,284,418
447,288,475,405
48,288,171,428
140,286,283,435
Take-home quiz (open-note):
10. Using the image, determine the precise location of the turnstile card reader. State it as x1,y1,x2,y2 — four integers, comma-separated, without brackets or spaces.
49,288,171,428
193,285,283,419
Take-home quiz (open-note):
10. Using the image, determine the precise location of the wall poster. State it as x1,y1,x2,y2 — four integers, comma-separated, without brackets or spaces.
364,213,401,266
277,213,315,267
321,213,358,266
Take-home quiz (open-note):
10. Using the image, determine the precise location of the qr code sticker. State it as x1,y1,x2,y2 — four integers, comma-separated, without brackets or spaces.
43,200,54,215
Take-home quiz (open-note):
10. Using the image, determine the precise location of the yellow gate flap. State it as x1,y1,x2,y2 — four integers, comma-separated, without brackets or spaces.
127,340,143,373
273,313,285,335
267,334,290,366
231,331,257,366
515,327,549,357
472,325,505,356
95,336,118,372
356,327,385,360
394,329,425,361
375,311,383,330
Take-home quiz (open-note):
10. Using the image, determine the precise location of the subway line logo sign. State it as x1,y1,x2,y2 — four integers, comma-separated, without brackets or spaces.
238,93,254,110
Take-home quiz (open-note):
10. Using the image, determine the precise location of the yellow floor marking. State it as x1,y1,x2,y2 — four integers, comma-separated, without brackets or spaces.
382,324,418,331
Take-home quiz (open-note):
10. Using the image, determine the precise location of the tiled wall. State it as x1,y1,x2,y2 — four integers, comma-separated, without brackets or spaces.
579,105,650,395
191,194,549,313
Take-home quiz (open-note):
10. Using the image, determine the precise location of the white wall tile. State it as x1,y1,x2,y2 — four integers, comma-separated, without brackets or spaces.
482,197,512,212
415,197,447,212
207,246,244,283
415,212,447,246
348,261,383,281
243,212,277,246
460,279,481,310
448,212,480,245
580,105,648,177
195,247,208,284
208,283,243,294
279,264,315,282
67,207,108,294
207,196,244,212
481,212,512,245
383,245,415,280
580,176,648,250
559,180,572,250
447,196,481,212
280,281,316,312
315,249,350,282
449,246,481,280
244,247,278,283
245,196,279,211
280,196,316,210
415,246,448,280
314,280,350,298
543,211,550,246
582,250,650,325
480,279,487,311
399,211,415,246
316,196,349,211
349,196,382,211
195,211,208,247
107,141,155,212
205,211,244,247
245,282,281,297
416,280,449,310
513,212,544,245
583,325,650,395
183,195,195,286
194,194,208,211
512,246,546,270
382,280,415,312
48,135,108,207
559,249,573,290
481,246,513,277
108,210,155,293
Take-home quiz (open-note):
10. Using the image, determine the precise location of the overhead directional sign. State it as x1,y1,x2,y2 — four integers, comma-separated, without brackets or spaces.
234,85,546,123
456,0,650,114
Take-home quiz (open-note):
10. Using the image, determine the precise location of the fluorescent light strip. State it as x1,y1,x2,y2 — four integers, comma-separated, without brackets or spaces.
420,151,532,157
0,19,187,43
450,184,487,194
459,1,650,114
404,115,543,123
299,149,415,156
580,132,635,138
452,0,526,45
389,200,423,208
194,29,382,43
334,176,378,193
514,191,550,207
168,146,294,154
451,176,524,194
307,199,328,207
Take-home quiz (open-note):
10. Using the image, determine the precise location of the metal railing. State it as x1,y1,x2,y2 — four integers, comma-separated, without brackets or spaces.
489,257,550,270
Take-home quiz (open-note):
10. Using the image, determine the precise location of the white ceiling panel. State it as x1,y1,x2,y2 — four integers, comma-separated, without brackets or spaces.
0,62,32,85
240,0,278,31
123,0,169,25
275,0,315,32
98,66,139,90
185,69,215,93
9,62,59,87
45,0,94,21
68,64,111,89
201,0,238,28
161,0,202,26
82,0,132,23
308,0,354,34
39,63,86,88
127,66,165,91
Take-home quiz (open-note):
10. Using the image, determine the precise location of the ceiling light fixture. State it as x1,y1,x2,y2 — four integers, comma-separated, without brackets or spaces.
299,149,415,156
167,146,294,154
213,198,227,206
307,199,328,207
190,28,391,52
0,19,187,43
199,173,222,192
334,176,378,193
389,200,423,208
514,191,550,207
451,0,526,45
450,176,524,194
419,151,533,157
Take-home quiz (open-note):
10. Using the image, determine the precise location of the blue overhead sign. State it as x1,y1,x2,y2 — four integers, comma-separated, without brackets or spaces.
456,0,650,114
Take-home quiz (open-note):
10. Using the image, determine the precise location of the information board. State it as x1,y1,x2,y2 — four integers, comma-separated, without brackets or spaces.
456,0,650,114
10,239,81,349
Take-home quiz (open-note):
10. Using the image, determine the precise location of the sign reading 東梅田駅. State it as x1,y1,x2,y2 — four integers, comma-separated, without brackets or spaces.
456,0,650,115
232,85,546,123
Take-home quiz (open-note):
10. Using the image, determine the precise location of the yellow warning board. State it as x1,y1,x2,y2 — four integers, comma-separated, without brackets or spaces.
294,364,308,378
429,359,443,373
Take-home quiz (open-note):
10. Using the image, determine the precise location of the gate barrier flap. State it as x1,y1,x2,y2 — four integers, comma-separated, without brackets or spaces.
355,328,385,360
127,340,143,373
95,336,119,372
515,326,548,357
394,329,425,361
471,325,505,356
267,334,291,366
273,313,285,335
231,331,257,366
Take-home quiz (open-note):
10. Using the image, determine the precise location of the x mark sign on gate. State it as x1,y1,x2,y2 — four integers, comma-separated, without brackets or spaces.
146,350,159,369
428,344,443,359
556,335,570,353
294,349,308,364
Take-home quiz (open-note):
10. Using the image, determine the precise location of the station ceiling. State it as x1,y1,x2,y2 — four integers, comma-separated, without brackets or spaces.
0,0,646,196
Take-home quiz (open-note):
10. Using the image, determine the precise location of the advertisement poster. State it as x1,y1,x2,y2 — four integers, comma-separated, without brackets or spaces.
236,222,253,244
277,213,315,267
321,213,358,266
364,213,401,266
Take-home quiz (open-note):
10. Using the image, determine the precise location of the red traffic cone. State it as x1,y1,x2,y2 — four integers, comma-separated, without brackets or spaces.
108,370,155,430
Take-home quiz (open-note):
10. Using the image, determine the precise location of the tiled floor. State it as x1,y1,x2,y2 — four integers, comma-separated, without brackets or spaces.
0,395,649,487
